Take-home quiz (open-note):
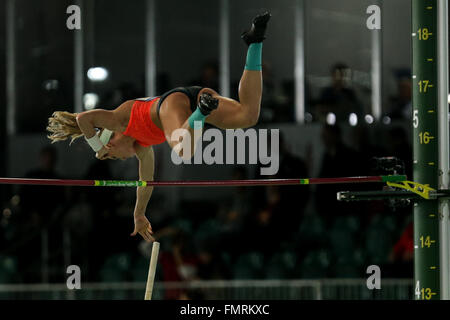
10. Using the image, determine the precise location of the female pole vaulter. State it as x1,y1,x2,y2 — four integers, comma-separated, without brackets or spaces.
47,12,271,242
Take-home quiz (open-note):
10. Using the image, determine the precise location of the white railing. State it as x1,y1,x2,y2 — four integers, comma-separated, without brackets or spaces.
0,279,414,300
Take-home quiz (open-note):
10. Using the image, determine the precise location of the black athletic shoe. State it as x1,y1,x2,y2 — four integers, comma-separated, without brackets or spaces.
198,93,219,116
241,11,272,46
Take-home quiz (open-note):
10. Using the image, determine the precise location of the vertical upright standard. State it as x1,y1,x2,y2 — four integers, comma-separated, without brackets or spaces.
412,0,440,300
436,0,449,300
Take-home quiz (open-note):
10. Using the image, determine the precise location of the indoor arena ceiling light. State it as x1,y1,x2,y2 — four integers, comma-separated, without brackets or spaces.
326,112,336,125
87,67,109,82
83,93,99,110
364,114,374,124
349,113,358,126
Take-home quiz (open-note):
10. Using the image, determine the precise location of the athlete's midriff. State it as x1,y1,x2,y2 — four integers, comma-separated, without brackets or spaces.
122,98,166,147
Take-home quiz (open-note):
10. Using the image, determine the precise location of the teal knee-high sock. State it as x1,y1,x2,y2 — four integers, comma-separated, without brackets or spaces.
244,43,263,71
188,108,207,129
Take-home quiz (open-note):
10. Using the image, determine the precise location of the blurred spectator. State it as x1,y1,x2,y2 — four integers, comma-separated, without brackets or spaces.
387,69,412,120
19,146,65,226
242,186,283,257
248,131,310,246
315,125,362,224
196,240,230,280
311,98,330,123
213,167,253,259
219,166,253,233
16,146,66,282
316,63,362,122
159,229,200,299
62,192,94,279
348,125,388,175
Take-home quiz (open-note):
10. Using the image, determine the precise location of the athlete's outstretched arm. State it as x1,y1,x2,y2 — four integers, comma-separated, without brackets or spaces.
130,145,155,242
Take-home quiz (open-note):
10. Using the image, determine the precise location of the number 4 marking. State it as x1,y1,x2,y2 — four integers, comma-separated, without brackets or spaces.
415,281,421,299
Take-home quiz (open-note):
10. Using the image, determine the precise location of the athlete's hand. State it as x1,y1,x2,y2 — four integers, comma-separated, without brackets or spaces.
131,215,154,242
96,145,110,160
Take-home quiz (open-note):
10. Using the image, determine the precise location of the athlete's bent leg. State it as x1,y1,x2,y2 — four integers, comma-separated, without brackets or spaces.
203,11,271,129
159,92,218,160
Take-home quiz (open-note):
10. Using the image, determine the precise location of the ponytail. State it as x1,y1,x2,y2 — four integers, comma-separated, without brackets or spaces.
47,111,83,145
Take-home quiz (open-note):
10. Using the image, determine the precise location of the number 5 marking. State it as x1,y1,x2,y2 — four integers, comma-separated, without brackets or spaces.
413,110,419,128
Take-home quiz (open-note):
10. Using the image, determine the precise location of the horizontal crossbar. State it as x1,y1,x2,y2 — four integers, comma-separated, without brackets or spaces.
0,175,407,187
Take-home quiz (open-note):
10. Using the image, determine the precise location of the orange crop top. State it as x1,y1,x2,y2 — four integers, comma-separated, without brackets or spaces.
122,97,166,147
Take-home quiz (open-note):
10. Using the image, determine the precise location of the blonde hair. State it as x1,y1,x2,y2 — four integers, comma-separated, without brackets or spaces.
47,111,83,145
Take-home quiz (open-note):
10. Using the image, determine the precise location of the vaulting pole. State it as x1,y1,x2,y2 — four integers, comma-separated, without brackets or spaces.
144,241,160,300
